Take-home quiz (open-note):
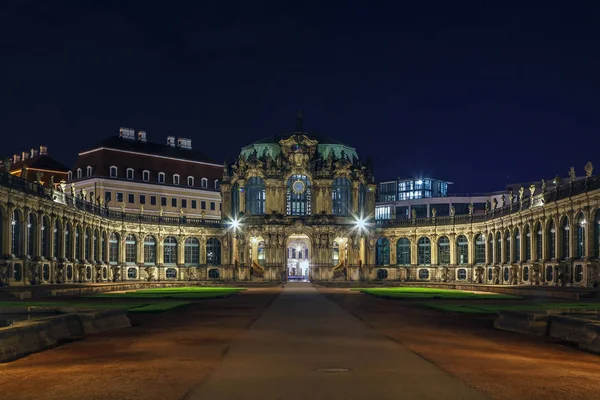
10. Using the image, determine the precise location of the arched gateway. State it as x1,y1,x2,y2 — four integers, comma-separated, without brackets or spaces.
220,113,376,282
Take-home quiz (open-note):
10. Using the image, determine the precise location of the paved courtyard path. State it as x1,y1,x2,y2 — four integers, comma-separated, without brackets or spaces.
186,282,487,400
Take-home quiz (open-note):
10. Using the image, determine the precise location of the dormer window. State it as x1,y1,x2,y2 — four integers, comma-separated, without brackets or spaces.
110,166,118,178
158,172,165,183
86,166,92,177
214,179,220,190
173,174,180,185
201,178,208,188
76,168,82,179
68,171,73,181
143,170,150,182
187,176,194,186
126,168,134,180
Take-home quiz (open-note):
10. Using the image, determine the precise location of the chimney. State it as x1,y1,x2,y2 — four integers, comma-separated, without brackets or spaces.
138,130,147,142
177,137,192,150
167,136,176,147
22,151,29,160
13,154,21,163
30,148,39,158
119,127,135,140
39,146,48,155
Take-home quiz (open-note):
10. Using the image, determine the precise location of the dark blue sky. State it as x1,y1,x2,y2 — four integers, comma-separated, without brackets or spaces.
2,1,599,193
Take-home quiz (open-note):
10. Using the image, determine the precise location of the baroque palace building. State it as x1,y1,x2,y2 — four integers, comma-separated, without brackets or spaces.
0,117,599,286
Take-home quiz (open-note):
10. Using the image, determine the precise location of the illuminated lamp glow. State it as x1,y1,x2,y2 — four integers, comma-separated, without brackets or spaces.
416,179,423,185
230,218,240,230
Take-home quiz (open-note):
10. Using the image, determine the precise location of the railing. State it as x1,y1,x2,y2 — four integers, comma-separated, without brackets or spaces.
0,172,223,228
377,174,600,228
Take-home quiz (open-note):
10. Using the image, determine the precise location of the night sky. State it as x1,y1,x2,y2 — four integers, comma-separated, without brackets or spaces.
2,1,599,193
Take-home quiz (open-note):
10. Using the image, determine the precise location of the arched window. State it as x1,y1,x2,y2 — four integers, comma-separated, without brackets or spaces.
495,232,501,264
163,236,177,264
126,168,134,180
487,233,494,264
475,234,485,264
93,230,99,261
418,269,429,279
438,236,450,265
375,238,390,266
561,217,570,259
76,168,82,179
173,174,180,185
158,172,165,183
503,230,510,263
524,225,531,261
514,228,520,262
575,213,585,259
67,171,72,181
214,179,220,190
187,176,194,186
206,238,221,265
86,166,92,177
166,268,177,279
286,174,311,216
535,222,543,260
257,240,266,266
41,216,50,258
418,237,431,265
101,233,107,262
11,210,23,257
185,237,200,265
53,220,60,258
595,211,600,258
201,178,208,188
456,235,468,265
84,228,91,260
26,213,36,257
332,241,340,263
75,226,81,260
64,222,72,259
246,176,266,215
332,177,352,216
125,234,136,263
231,182,240,217
377,269,388,279
109,232,119,264
548,219,556,259
143,170,150,182
109,166,118,177
144,236,156,264
396,238,411,266
208,268,220,279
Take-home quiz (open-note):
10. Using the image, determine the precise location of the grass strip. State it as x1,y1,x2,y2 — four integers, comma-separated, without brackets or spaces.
423,302,600,314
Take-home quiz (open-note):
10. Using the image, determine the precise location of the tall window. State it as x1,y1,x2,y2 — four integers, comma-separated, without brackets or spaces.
27,213,35,257
456,235,468,265
75,226,81,260
41,216,49,258
257,241,266,266
396,238,411,266
84,228,91,260
487,234,493,264
173,174,180,185
206,238,221,265
53,220,60,258
561,217,570,259
332,177,352,215
110,166,118,177
548,219,556,259
125,234,136,263
525,225,531,261
575,213,585,259
101,233,106,262
143,170,150,181
144,236,156,264
109,232,119,264
187,176,194,186
201,178,208,188
504,230,510,263
495,232,501,263
246,176,266,215
438,236,450,264
11,210,22,256
332,241,340,263
286,174,311,216
418,237,431,265
475,234,485,264
185,237,200,265
64,223,72,259
358,184,367,215
514,228,521,262
164,236,177,264
93,230,99,261
231,183,240,217
536,222,543,260
375,238,390,266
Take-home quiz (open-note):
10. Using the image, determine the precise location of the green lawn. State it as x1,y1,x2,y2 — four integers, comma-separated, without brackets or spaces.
0,300,192,313
423,303,600,314
89,286,245,299
356,287,521,300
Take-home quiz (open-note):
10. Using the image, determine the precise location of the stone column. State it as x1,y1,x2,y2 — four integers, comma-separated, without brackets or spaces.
389,236,397,266
449,234,456,265
238,179,246,215
431,236,438,265
351,182,360,214
410,236,418,266
177,235,185,265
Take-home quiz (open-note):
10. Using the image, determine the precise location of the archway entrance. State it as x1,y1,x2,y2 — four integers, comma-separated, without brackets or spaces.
286,234,311,281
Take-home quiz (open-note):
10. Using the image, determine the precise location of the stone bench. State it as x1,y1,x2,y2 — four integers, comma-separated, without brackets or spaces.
493,310,550,336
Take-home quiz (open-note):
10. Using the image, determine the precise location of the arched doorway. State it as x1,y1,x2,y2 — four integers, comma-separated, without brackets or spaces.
286,234,311,281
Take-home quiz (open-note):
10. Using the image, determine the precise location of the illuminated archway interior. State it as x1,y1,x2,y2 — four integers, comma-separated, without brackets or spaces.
286,234,311,281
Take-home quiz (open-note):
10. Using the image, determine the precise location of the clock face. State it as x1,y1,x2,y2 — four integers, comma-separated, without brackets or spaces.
292,180,306,194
